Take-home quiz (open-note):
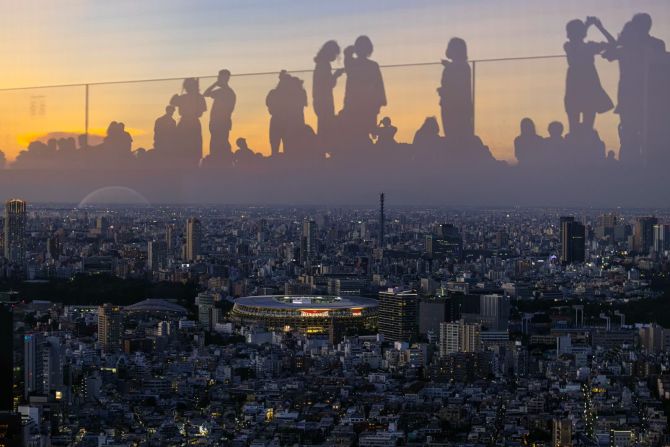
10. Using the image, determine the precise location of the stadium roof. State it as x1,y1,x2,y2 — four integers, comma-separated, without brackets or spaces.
235,295,378,309
124,298,188,314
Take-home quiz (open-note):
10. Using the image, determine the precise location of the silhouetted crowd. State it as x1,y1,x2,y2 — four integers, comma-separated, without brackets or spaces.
7,13,670,175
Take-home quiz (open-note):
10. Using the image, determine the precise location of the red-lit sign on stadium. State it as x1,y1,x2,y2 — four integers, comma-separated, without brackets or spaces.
300,309,330,317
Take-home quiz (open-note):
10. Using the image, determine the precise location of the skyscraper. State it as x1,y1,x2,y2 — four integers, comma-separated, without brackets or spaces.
552,418,573,447
196,292,216,331
185,218,202,262
479,294,511,331
378,289,418,343
0,305,13,411
653,224,670,253
147,240,168,271
3,199,27,264
165,223,176,255
41,336,64,395
427,224,463,260
300,219,317,264
23,332,44,398
633,216,658,254
560,217,585,264
379,192,385,249
98,304,123,352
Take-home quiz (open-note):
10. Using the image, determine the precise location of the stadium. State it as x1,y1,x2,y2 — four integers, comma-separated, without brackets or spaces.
230,295,378,336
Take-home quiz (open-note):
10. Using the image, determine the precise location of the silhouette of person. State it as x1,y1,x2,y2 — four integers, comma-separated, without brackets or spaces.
603,13,666,164
438,38,473,140
233,137,258,165
313,41,344,146
170,78,207,165
154,105,177,155
340,36,387,145
204,69,236,159
266,71,308,156
372,117,397,146
563,17,614,134
514,118,545,167
545,121,567,164
413,117,442,149
118,123,133,154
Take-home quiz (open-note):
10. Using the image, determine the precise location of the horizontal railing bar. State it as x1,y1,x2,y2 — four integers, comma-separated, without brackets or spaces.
0,54,566,92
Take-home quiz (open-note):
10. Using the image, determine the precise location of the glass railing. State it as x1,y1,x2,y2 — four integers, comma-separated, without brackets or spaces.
0,54,625,166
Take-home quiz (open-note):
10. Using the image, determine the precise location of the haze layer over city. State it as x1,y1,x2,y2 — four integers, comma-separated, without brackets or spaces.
1,1,670,446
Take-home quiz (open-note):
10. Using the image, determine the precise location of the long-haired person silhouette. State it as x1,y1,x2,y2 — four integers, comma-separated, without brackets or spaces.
170,77,207,166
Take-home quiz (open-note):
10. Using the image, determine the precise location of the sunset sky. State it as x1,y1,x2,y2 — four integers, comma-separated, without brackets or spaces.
1,0,668,162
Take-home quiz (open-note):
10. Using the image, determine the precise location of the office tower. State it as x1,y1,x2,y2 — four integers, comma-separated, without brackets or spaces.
439,319,481,356
165,223,176,255
23,332,44,398
0,305,12,411
479,294,510,330
42,336,63,395
596,213,617,241
633,216,658,254
3,199,27,264
639,324,664,354
196,292,216,331
378,192,385,249
94,215,110,238
552,418,573,447
378,289,418,343
98,304,123,352
427,224,463,260
185,218,202,261
147,240,168,271
46,236,61,260
652,223,669,253
418,297,461,336
300,219,317,263
560,218,585,264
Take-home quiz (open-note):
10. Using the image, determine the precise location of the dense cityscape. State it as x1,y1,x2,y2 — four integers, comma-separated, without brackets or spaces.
1,198,670,446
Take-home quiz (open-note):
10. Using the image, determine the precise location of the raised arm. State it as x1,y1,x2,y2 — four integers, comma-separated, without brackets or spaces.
590,17,616,44
203,81,218,98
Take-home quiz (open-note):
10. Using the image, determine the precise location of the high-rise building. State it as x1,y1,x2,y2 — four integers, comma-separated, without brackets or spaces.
98,304,123,352
0,305,13,411
147,240,168,271
427,224,463,260
479,294,510,330
379,192,385,249
560,218,585,264
378,289,418,343
23,332,44,398
652,223,669,253
196,292,216,331
633,216,658,254
418,297,461,336
552,418,573,447
596,213,617,241
185,218,202,261
300,219,317,263
165,223,176,255
3,199,27,264
42,336,63,395
439,319,481,357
